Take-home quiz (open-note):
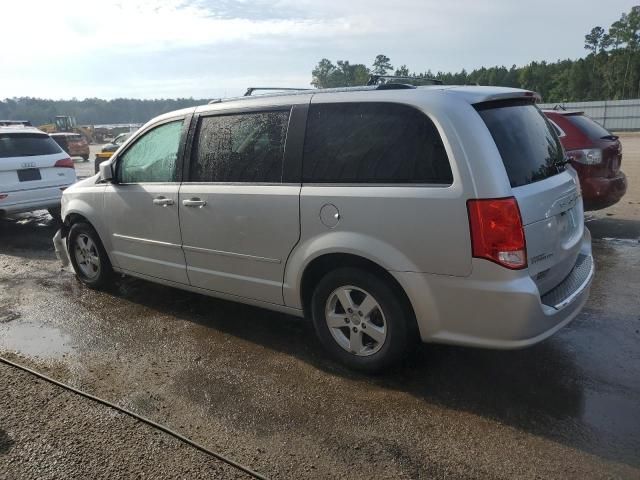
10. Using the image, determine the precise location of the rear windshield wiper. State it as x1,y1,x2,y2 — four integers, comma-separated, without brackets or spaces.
554,157,571,169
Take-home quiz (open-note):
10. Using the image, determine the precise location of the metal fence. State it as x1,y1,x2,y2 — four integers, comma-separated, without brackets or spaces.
538,99,640,131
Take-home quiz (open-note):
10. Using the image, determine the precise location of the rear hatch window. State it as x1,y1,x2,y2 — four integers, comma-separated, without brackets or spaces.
0,133,63,158
566,114,614,140
476,100,565,188
51,136,69,149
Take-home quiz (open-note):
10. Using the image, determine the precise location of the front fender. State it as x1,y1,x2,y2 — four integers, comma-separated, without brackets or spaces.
62,187,117,268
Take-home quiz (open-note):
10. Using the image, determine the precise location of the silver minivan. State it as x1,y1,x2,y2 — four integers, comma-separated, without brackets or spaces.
55,85,593,371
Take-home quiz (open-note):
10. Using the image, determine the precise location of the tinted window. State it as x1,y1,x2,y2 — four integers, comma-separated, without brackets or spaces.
566,114,611,140
0,133,63,158
547,119,565,137
190,110,290,183
118,120,183,183
302,102,452,184
476,101,564,188
51,136,69,150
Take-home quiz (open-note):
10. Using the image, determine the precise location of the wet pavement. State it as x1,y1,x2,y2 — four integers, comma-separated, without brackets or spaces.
0,210,638,479
1,145,640,478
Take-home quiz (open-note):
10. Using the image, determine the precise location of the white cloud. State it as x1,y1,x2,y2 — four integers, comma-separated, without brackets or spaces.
1,0,636,98
1,0,351,63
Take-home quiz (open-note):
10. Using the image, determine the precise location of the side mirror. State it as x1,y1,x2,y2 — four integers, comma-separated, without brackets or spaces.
99,159,114,182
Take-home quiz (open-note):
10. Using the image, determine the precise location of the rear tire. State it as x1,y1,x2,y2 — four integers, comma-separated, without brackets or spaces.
47,207,62,223
68,222,113,289
82,155,89,162
311,267,413,373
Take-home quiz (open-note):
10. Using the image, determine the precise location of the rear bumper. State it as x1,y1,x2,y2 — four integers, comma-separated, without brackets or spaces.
69,146,90,157
394,229,593,349
0,185,70,215
582,171,627,210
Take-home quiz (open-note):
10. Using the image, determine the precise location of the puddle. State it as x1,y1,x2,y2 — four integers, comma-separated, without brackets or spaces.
0,322,74,359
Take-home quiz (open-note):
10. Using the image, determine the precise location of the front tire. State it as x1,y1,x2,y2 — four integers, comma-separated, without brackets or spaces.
68,222,113,289
311,267,413,372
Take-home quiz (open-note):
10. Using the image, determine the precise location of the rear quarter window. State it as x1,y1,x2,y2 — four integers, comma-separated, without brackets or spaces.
476,100,565,188
302,102,453,184
0,133,63,158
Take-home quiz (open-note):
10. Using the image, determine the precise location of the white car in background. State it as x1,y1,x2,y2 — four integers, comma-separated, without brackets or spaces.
0,125,77,221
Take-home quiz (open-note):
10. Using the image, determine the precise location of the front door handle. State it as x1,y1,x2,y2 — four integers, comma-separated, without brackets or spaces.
153,196,174,207
182,198,207,208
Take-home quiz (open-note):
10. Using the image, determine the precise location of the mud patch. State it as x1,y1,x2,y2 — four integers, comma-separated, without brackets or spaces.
0,308,20,324
0,429,14,455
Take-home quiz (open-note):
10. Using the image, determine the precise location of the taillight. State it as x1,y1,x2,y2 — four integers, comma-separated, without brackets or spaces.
566,148,602,165
54,157,74,169
0,194,7,200
467,197,527,270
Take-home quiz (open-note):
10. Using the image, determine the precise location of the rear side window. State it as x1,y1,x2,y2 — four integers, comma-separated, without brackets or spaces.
190,110,290,183
0,133,63,158
302,102,452,184
476,101,564,188
566,114,611,140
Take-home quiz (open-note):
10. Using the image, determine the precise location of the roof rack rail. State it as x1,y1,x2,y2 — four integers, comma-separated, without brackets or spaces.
244,87,311,97
366,75,443,86
375,83,416,91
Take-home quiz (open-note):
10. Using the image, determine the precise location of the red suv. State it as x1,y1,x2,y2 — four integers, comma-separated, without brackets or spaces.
543,109,627,210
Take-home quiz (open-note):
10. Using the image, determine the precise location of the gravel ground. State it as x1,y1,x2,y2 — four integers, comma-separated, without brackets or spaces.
0,362,251,479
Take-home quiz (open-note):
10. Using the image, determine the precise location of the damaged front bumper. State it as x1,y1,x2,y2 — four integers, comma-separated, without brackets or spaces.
53,227,71,268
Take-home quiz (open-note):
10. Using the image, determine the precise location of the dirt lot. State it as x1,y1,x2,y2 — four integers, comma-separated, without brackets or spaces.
0,136,639,479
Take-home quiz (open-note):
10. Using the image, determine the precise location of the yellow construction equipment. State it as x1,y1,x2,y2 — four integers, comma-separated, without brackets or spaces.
39,115,96,143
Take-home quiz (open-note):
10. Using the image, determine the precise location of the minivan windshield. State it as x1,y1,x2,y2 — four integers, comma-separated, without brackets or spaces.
0,133,63,158
476,100,565,188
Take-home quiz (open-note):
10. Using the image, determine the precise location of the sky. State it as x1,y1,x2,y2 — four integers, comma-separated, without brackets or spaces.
1,0,637,100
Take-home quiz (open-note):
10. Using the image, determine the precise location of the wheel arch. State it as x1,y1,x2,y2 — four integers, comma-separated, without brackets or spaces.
63,206,117,268
299,252,419,338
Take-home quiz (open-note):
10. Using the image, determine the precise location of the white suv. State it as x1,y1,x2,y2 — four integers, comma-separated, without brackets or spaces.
0,125,77,220
55,85,593,371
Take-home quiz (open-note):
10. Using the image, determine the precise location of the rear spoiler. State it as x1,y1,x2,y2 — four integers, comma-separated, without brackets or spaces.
445,87,542,105
476,90,541,103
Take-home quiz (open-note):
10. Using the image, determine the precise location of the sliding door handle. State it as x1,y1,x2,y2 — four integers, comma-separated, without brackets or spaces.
182,198,207,208
153,197,174,207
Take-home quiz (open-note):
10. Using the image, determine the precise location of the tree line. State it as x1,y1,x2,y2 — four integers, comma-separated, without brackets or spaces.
312,6,640,103
0,97,206,127
1,6,638,126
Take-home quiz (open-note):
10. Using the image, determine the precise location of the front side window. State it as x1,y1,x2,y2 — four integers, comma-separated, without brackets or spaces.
190,110,290,183
118,120,183,183
302,102,453,184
